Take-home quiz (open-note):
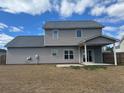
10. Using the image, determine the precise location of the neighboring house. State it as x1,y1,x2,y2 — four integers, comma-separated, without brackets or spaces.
0,49,6,56
116,37,124,52
5,20,117,64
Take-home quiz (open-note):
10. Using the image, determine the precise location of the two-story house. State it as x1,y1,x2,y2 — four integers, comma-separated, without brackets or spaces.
5,20,117,65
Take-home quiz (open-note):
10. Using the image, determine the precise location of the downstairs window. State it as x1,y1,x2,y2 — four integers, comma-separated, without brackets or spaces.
64,50,74,60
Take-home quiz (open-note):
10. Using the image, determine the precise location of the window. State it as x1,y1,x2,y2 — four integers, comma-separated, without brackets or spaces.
64,50,74,60
51,49,58,56
53,30,59,40
64,50,68,59
76,30,81,37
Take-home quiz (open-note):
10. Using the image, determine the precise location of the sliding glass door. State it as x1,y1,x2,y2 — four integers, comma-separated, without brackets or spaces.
82,49,94,62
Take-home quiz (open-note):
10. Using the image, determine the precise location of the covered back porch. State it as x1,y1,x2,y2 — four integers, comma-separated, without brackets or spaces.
78,35,118,65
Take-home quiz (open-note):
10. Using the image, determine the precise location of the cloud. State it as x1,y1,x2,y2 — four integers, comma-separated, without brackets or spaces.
103,25,124,32
74,0,93,14
120,25,124,30
90,0,124,23
103,25,124,39
60,0,93,17
0,23,8,30
60,0,74,17
0,0,51,15
0,0,93,17
0,0,124,21
95,17,122,23
0,22,24,32
117,31,124,39
0,33,14,48
106,2,124,19
91,6,105,16
103,26,118,32
9,26,23,32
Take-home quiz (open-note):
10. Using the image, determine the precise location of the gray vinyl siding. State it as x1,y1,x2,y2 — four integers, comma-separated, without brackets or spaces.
94,46,103,63
80,46,103,63
44,29,102,46
6,47,79,64
6,46,103,64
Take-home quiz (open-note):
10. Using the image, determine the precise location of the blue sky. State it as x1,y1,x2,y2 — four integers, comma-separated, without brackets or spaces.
0,0,124,48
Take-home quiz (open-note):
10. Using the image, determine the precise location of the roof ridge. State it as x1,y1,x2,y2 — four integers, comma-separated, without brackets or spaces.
16,35,44,37
44,20,104,29
46,20,96,22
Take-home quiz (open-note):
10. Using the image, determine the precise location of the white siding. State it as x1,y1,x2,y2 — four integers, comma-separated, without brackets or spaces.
116,40,124,52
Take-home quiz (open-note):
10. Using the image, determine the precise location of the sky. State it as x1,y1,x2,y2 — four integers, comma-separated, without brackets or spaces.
0,0,124,48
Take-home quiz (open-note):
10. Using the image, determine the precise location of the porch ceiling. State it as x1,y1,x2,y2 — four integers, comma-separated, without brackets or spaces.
79,35,118,46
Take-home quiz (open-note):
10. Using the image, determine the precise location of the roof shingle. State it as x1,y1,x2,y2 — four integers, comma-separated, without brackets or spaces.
44,20,104,29
5,36,44,48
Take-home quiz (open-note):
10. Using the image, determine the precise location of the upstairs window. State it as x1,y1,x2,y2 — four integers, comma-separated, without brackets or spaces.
53,30,59,40
76,30,81,37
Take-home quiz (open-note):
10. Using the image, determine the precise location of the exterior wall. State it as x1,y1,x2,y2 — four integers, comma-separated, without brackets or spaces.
6,46,103,64
44,29,102,46
6,47,79,64
80,46,103,63
116,40,124,52
94,46,103,63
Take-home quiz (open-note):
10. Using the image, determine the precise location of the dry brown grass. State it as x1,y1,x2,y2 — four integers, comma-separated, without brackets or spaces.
0,65,124,93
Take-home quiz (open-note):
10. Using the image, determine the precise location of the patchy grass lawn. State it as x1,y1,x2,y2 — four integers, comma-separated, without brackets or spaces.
0,65,124,93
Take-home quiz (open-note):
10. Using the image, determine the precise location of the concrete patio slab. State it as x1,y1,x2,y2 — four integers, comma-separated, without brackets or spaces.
82,62,113,66
56,62,113,68
56,64,83,68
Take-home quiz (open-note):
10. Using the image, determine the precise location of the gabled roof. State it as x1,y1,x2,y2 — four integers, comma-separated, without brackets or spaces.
84,35,118,42
79,35,118,46
44,20,104,29
5,36,44,48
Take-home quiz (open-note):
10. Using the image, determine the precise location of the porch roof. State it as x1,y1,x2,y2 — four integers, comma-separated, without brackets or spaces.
79,35,118,46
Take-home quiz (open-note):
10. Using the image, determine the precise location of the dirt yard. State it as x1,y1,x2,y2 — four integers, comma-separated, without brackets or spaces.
0,65,124,93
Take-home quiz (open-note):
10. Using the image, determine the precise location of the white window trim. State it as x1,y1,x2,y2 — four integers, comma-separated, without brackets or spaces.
52,30,59,40
51,49,58,56
64,49,74,60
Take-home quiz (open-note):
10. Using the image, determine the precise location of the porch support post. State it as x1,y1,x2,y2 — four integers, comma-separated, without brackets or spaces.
84,44,87,62
78,46,81,64
113,43,117,66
